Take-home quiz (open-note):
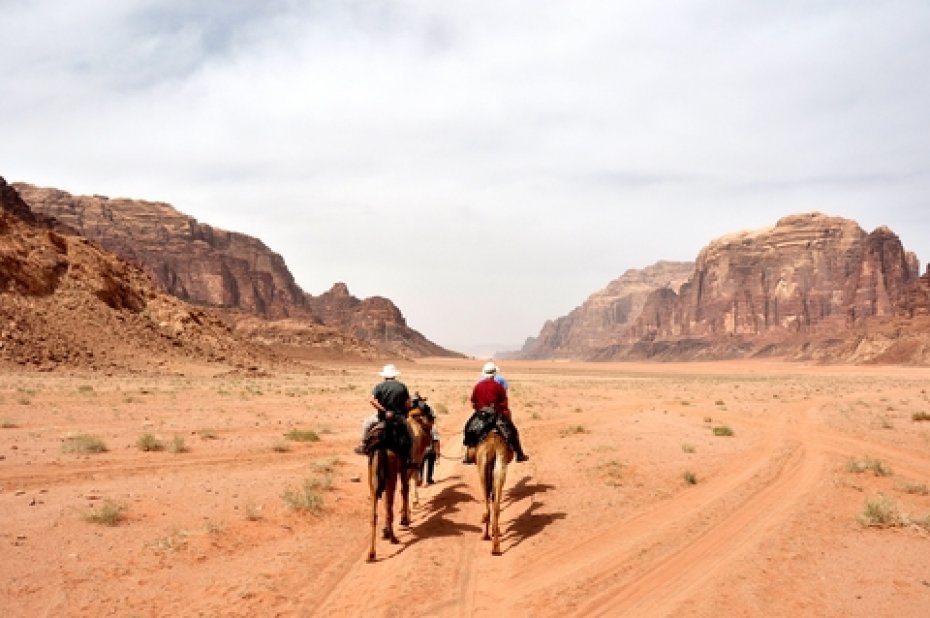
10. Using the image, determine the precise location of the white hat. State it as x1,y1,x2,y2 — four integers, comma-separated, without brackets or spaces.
379,364,401,378
482,361,498,375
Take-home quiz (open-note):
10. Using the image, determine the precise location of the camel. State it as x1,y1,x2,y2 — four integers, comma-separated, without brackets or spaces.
475,430,513,555
367,440,409,562
404,407,433,512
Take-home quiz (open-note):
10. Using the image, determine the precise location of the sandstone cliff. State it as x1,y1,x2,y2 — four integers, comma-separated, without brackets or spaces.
14,182,457,358
615,213,925,362
307,283,459,358
518,261,694,359
0,178,270,371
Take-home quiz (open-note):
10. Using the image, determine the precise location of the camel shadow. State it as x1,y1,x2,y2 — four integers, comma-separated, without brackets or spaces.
399,480,483,548
498,476,565,553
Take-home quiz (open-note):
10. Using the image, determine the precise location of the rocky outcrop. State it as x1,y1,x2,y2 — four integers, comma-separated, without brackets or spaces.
614,213,924,361
628,214,918,341
14,182,458,358
0,184,271,371
14,183,308,318
517,261,694,359
307,283,461,358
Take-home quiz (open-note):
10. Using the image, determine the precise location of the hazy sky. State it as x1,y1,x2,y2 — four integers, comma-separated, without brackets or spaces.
2,1,929,354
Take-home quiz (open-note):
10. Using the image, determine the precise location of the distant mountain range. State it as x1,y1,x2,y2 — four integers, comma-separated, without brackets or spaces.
514,213,930,364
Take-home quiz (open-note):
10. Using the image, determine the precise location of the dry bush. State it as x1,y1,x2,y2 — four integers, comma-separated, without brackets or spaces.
63,434,108,454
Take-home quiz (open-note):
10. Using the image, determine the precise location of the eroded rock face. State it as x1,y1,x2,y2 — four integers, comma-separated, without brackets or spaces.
0,190,269,371
518,261,694,359
14,183,307,318
14,182,458,358
307,283,460,358
629,213,918,342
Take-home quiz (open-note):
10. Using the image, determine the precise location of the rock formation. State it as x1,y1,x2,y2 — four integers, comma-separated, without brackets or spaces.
618,213,925,361
520,212,929,364
0,178,270,371
518,261,694,359
14,182,458,358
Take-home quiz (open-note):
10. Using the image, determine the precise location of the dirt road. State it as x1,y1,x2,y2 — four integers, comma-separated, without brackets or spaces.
2,360,929,616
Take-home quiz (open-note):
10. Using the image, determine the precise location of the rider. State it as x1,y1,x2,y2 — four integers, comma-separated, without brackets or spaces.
464,361,529,463
354,364,412,459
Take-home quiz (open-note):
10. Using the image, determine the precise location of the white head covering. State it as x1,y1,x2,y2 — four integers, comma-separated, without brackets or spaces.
482,361,498,375
379,364,401,378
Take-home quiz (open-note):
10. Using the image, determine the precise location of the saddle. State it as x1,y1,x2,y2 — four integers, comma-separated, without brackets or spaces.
463,407,510,447
362,417,412,459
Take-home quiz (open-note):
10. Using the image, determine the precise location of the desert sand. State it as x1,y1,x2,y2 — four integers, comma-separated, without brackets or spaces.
2,359,929,617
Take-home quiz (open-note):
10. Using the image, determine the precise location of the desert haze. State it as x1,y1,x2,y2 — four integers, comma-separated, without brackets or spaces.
2,358,929,616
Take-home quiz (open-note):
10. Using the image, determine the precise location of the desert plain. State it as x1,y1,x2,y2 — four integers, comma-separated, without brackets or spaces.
1,358,930,617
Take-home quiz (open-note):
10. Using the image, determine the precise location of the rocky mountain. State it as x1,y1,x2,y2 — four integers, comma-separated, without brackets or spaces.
611,213,928,362
0,177,271,371
517,261,694,359
14,182,458,358
518,212,930,364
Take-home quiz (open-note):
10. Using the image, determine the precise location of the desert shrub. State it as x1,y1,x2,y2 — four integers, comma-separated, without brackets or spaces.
703,416,713,423
895,481,929,495
78,385,95,394
272,440,291,453
712,425,734,437
432,402,449,415
137,433,165,452
284,429,320,442
859,494,901,527
681,443,696,453
169,435,189,453
715,400,725,406
1,419,17,429
63,434,108,454
683,470,698,485
198,428,219,440
244,501,263,521
560,425,589,437
282,478,327,513
912,412,930,422
83,499,126,526
312,458,342,475
847,457,893,477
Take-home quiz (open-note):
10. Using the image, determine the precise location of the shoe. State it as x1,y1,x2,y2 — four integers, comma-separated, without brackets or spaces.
427,479,435,485
353,444,366,455
516,453,529,462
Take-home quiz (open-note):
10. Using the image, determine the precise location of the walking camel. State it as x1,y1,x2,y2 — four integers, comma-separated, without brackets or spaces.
366,438,408,562
475,430,513,555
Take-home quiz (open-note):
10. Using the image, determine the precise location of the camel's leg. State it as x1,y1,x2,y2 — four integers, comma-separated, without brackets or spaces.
491,457,508,555
477,452,492,540
368,457,378,562
383,471,400,543
410,465,420,508
399,462,412,527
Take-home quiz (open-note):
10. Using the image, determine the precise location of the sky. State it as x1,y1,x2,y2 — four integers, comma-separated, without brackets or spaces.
2,1,929,355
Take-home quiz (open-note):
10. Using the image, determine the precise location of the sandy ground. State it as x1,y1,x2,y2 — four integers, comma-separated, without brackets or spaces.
1,358,930,617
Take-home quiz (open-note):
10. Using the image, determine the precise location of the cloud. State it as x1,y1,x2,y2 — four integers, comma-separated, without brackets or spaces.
2,1,929,348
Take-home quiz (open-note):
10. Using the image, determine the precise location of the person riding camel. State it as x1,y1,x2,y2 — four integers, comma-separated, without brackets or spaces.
354,364,413,461
463,361,529,463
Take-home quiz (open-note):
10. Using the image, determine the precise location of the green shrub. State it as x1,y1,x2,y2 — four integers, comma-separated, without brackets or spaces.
912,411,930,422
137,433,165,452
63,434,108,454
284,429,320,442
282,478,327,513
559,425,589,437
169,435,189,453
847,457,893,477
83,500,126,526
712,425,734,437
859,494,900,527
683,470,698,485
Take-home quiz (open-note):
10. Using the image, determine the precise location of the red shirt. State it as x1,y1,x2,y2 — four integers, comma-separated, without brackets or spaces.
471,377,510,416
